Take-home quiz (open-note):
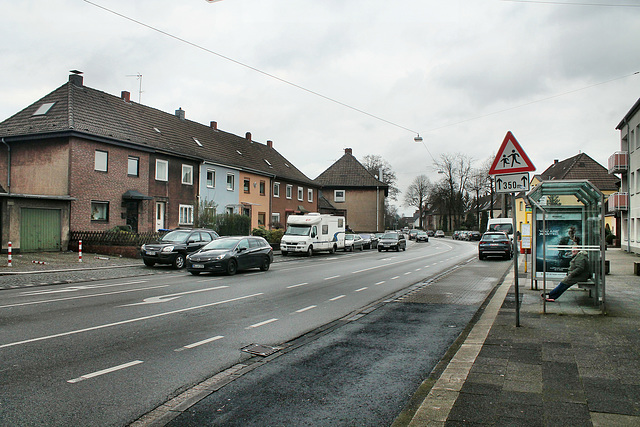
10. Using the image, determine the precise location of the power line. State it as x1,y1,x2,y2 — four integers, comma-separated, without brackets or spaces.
500,0,640,7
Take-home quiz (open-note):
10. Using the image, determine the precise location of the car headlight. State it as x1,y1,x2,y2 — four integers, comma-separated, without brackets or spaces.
161,246,174,253
141,244,146,251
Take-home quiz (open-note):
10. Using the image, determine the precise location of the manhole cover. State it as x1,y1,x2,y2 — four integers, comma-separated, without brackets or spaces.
242,343,281,357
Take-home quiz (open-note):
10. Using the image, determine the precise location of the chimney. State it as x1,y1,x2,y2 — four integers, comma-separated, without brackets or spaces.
68,72,83,86
210,121,217,130
345,148,353,155
245,132,252,141
121,91,131,102
554,159,558,164
175,107,185,120
267,140,273,148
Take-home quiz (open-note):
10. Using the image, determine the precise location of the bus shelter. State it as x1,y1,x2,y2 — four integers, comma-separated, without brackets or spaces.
526,180,606,313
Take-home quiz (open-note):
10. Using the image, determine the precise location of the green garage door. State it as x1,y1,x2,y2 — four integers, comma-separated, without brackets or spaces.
20,208,61,252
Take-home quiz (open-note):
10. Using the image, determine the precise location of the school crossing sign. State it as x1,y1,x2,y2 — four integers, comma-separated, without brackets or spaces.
489,131,535,193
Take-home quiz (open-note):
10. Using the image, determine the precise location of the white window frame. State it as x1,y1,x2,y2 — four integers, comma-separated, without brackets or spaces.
155,159,168,181
334,190,345,202
272,212,281,226
226,173,235,191
95,150,108,172
182,164,193,185
286,184,293,199
206,169,215,188
91,201,109,221
179,204,194,225
273,182,280,198
297,186,303,201
308,188,313,203
128,156,139,176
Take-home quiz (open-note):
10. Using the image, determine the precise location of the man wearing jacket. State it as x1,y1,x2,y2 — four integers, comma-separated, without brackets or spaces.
543,246,590,302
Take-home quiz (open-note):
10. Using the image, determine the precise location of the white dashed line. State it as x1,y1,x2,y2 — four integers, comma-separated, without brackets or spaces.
404,272,412,275
287,282,309,289
247,318,279,329
177,335,224,351
391,276,400,280
324,275,340,280
295,305,317,313
354,287,368,292
375,281,386,285
67,360,143,384
329,295,346,301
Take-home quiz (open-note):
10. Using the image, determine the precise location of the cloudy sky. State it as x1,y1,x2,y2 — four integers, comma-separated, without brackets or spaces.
2,0,639,216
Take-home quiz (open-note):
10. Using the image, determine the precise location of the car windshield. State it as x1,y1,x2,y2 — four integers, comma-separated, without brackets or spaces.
285,225,311,236
345,235,354,240
490,224,513,234
160,230,191,243
201,239,240,251
482,234,508,242
381,233,398,239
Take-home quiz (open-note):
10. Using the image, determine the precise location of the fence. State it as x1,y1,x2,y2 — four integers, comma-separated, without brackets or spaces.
69,231,165,258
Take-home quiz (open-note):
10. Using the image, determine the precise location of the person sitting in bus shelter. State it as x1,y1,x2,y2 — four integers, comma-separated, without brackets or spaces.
542,245,590,302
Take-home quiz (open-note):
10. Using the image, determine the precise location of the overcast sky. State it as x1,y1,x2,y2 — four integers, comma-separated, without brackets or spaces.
2,0,639,216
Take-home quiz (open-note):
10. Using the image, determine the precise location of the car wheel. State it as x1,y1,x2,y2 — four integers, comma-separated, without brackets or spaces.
226,259,237,276
359,245,363,251
143,259,155,267
329,245,336,254
402,246,406,251
378,247,382,252
479,254,484,260
281,251,288,256
173,254,186,269
307,246,313,257
260,257,271,271
396,246,400,252
190,271,201,275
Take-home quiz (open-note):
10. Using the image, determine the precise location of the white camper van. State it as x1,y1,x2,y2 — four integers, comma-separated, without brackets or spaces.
281,213,346,256
486,218,515,242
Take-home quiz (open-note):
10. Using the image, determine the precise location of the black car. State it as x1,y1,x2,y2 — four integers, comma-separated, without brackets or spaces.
377,232,407,252
469,231,482,241
478,232,513,260
359,233,378,249
141,228,219,269
186,236,273,275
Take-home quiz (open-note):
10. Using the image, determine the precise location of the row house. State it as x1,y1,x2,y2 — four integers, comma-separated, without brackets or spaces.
0,73,319,252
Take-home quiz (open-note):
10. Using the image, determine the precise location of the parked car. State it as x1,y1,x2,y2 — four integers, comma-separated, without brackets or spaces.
141,228,219,269
377,232,407,252
452,230,462,240
469,231,482,241
435,230,445,238
427,230,435,237
344,234,364,251
415,231,429,242
478,232,513,260
186,236,273,275
408,229,419,240
359,233,378,249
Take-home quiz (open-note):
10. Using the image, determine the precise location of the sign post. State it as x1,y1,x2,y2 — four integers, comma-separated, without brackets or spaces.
489,131,535,327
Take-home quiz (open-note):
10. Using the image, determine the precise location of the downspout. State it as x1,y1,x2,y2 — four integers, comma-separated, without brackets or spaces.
627,122,631,253
1,138,9,194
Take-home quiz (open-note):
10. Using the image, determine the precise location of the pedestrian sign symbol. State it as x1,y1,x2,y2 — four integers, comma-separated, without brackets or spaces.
489,131,535,175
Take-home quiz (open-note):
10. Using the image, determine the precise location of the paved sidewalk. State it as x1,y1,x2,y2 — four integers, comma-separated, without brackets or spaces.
408,248,640,426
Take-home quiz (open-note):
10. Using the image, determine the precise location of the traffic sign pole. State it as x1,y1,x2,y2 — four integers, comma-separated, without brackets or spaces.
513,196,520,327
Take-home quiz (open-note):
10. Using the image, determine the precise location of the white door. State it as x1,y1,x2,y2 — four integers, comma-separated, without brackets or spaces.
155,202,166,231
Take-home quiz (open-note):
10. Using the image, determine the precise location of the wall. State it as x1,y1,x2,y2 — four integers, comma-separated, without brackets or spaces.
324,188,383,232
239,171,271,229
271,179,318,229
199,163,239,216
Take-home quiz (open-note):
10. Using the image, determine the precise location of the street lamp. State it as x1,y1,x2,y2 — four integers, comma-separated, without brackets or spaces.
414,134,423,143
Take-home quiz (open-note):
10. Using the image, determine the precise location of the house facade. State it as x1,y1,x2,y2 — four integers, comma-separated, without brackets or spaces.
315,148,388,232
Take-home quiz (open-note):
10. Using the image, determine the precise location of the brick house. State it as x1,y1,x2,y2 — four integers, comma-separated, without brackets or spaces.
315,148,388,232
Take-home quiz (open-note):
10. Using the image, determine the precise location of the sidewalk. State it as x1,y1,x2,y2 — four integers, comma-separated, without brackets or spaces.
407,248,640,426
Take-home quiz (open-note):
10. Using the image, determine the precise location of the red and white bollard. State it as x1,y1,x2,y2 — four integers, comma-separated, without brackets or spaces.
8,241,12,267
79,240,83,263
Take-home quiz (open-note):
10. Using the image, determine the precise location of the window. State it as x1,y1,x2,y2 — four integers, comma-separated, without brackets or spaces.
308,188,313,202
244,178,250,193
179,205,194,225
334,190,345,202
297,186,303,201
206,169,215,188
226,174,235,191
258,212,266,226
259,181,266,196
128,156,139,176
182,164,193,185
156,159,168,181
91,201,109,221
226,206,234,215
273,182,280,198
272,212,281,226
33,102,56,116
95,150,108,172
286,184,293,199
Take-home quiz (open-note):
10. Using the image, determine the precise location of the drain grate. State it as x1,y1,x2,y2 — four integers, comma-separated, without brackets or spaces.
242,343,281,357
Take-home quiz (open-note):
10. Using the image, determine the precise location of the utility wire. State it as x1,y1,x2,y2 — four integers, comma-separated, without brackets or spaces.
500,0,640,7
82,0,419,135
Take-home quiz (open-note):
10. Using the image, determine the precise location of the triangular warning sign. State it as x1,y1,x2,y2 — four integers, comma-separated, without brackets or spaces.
489,131,535,175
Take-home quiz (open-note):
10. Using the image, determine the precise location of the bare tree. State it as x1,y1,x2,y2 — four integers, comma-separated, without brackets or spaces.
361,154,400,201
468,168,489,230
433,153,472,231
404,175,432,229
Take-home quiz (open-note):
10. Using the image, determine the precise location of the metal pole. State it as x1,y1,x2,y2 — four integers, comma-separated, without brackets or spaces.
543,212,547,314
513,195,520,327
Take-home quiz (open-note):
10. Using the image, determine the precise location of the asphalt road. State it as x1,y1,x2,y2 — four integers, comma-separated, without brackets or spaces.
0,238,501,426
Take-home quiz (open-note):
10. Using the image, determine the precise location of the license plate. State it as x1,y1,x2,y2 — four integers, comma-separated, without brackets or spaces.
145,250,156,255
192,264,204,269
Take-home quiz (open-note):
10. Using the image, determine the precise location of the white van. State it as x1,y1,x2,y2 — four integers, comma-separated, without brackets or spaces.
486,218,515,242
281,213,345,256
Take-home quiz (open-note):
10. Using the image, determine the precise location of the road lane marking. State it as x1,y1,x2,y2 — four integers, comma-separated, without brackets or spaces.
391,276,400,280
177,335,224,351
0,285,170,309
295,305,317,313
0,293,263,350
324,275,340,280
247,318,278,329
404,272,412,275
67,360,143,384
195,277,224,283
415,268,422,271
355,287,368,292
19,280,149,296
287,282,309,289
375,281,385,285
120,286,228,307
329,295,346,301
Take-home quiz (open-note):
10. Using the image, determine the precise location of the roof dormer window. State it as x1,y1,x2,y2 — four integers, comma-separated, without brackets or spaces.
32,102,56,116
154,127,162,134
236,150,242,155
264,159,272,167
193,137,202,147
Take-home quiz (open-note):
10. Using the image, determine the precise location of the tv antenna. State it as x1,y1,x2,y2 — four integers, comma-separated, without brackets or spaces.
126,73,143,103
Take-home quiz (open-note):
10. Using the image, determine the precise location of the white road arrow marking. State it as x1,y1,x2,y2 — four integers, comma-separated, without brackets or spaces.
120,286,228,307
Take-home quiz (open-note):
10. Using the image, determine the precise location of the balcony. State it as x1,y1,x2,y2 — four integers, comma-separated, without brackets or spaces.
608,151,628,174
608,192,629,211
